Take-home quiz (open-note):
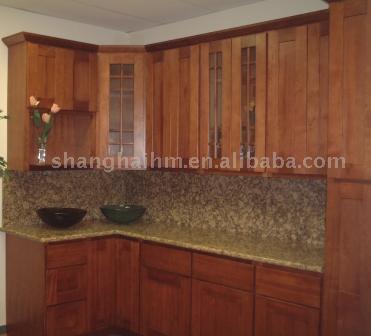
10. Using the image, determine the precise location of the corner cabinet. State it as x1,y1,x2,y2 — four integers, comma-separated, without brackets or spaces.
3,33,97,171
97,51,146,169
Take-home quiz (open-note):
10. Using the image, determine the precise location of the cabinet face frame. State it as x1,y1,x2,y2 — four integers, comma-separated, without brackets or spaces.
97,52,146,169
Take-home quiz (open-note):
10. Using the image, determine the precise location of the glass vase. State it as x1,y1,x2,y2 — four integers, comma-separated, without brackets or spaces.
37,143,47,165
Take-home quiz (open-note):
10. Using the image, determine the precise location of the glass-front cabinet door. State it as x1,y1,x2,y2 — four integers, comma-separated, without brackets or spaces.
232,33,267,172
97,52,145,169
200,35,266,172
200,39,237,170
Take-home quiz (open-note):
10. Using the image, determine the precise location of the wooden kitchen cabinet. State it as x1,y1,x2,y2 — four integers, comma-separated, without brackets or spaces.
140,267,191,336
89,238,116,332
3,32,98,171
97,51,146,168
27,43,97,112
146,46,200,169
115,238,140,333
140,243,192,336
255,296,320,336
192,279,253,336
266,22,329,175
323,180,371,336
327,0,371,180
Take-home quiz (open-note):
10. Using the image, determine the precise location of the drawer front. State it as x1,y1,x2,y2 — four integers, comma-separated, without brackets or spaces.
47,241,88,269
141,243,192,276
46,301,87,336
46,265,88,306
193,253,254,291
256,266,322,308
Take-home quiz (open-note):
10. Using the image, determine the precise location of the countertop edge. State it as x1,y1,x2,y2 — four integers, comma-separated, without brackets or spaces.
1,226,324,274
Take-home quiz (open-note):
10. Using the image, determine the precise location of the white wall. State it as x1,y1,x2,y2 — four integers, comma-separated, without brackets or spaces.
128,0,328,44
0,0,328,326
0,5,130,326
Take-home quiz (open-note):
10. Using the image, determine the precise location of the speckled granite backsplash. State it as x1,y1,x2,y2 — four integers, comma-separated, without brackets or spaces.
2,171,127,226
124,171,326,247
2,170,326,247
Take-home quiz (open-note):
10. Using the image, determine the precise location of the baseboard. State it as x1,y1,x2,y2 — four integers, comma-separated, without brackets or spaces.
0,325,6,334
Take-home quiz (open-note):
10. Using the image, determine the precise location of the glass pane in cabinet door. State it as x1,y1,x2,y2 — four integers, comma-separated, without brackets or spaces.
109,145,120,156
240,46,256,164
123,64,134,77
110,64,121,77
122,144,134,157
122,132,134,144
216,52,222,159
209,54,215,158
122,85,134,131
109,92,121,131
109,131,120,144
110,78,121,92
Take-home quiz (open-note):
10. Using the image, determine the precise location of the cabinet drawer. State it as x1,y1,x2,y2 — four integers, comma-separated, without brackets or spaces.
46,265,87,306
193,253,254,291
46,301,87,336
47,241,88,269
256,266,322,308
141,243,191,276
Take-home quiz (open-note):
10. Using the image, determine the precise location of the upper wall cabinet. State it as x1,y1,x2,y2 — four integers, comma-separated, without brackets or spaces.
146,46,199,169
3,33,98,171
327,0,371,180
266,23,329,175
97,51,146,168
27,43,97,112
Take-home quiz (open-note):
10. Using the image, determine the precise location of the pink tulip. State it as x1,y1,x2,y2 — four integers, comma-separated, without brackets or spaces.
50,103,61,114
29,96,40,107
42,113,51,124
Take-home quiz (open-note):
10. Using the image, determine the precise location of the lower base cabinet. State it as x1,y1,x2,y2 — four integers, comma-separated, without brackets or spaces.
6,235,322,336
255,296,320,336
140,266,191,336
192,279,254,336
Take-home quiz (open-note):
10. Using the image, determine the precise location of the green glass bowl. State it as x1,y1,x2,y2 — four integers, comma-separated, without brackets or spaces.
100,205,146,224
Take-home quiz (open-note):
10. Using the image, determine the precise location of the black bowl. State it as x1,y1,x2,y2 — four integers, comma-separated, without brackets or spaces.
100,205,146,224
37,208,87,228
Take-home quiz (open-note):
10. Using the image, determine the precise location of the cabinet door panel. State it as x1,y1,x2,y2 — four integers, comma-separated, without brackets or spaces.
55,47,74,110
89,238,116,331
328,0,371,180
192,280,253,336
74,51,97,111
27,43,56,108
147,46,199,169
255,296,320,336
116,239,140,333
323,180,371,336
267,23,328,175
140,267,191,336
200,39,234,170
232,33,267,172
97,52,145,166
46,265,87,306
46,301,87,336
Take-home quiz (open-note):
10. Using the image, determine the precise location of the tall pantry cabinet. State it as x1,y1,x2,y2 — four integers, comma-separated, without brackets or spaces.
324,1,371,336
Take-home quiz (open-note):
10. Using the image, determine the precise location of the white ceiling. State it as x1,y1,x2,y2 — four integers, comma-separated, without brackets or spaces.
0,0,265,33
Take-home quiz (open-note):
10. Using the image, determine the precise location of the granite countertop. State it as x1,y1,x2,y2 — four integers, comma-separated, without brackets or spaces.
0,220,324,273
